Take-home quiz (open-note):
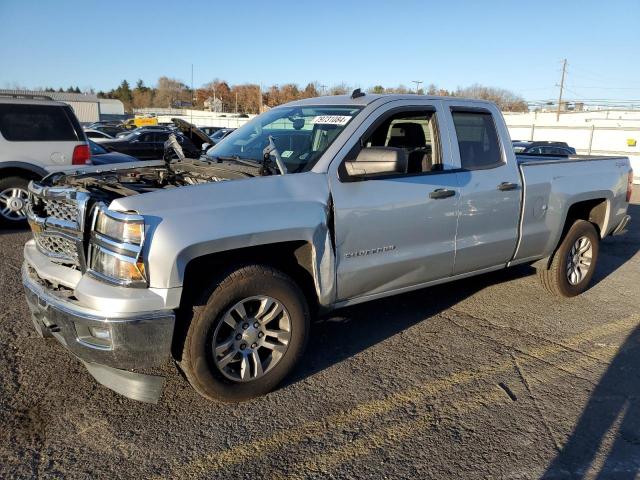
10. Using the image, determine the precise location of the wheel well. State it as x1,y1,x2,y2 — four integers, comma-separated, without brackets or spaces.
172,241,318,360
0,167,41,181
564,198,608,236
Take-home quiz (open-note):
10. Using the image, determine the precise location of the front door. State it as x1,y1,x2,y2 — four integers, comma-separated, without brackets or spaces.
330,104,460,301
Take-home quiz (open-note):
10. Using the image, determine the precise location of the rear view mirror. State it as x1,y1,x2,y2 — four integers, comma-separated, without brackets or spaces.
344,147,407,178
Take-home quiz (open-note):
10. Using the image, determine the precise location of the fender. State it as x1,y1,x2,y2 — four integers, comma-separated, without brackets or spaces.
110,172,338,306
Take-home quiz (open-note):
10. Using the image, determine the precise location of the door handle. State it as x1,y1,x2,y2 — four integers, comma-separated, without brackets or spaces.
429,188,456,199
497,182,518,191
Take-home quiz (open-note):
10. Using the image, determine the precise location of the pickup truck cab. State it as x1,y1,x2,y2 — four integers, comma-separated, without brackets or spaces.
22,93,633,403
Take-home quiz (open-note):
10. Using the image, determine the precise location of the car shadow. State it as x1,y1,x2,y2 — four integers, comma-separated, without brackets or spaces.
542,323,640,479
286,202,639,394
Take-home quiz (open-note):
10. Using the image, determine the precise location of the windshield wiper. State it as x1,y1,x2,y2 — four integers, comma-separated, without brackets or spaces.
211,154,263,169
262,136,288,175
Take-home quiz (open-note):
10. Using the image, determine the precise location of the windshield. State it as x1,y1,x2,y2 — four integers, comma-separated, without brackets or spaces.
206,106,362,173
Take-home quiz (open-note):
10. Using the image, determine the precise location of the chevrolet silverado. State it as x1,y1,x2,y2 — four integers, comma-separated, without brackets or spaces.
22,92,633,403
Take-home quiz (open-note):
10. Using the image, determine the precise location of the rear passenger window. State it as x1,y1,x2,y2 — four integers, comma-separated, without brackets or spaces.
451,111,502,170
0,104,79,141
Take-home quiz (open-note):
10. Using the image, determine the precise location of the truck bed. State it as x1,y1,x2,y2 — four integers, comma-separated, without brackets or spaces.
516,153,628,166
512,154,631,265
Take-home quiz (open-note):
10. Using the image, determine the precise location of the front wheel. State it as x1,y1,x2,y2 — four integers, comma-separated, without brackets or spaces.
537,219,600,297
179,264,310,402
0,176,30,226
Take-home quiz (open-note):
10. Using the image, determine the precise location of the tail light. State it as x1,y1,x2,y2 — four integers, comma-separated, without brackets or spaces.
627,170,634,202
72,144,91,165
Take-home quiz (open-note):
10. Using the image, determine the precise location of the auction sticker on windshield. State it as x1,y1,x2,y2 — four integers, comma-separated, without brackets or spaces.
311,115,352,126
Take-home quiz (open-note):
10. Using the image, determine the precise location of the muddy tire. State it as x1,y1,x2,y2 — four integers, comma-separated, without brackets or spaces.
537,220,600,297
179,264,309,402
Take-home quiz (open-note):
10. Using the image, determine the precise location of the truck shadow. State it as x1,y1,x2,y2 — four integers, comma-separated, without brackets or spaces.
542,323,640,479
287,263,536,387
289,203,638,388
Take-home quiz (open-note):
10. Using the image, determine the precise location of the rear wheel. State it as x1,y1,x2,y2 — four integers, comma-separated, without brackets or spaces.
537,219,600,297
0,176,30,226
179,264,309,402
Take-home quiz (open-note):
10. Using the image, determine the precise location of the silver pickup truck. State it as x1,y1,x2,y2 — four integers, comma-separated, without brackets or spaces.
22,93,633,403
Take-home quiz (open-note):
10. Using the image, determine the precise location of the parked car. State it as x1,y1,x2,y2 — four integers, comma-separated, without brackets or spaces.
513,141,576,155
209,127,235,145
89,125,127,137
100,124,200,160
88,139,139,165
84,129,114,141
0,96,89,225
198,126,223,137
115,125,173,138
22,93,633,403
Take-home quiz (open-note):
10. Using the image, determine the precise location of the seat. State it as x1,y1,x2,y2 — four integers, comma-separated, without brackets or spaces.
387,123,429,173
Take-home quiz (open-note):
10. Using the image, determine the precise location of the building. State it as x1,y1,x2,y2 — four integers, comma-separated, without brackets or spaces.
0,89,125,123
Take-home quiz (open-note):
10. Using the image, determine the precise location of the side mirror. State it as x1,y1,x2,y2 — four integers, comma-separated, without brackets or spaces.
344,147,407,178
201,142,211,152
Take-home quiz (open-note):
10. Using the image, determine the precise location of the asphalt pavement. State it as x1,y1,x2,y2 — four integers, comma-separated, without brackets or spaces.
1,190,639,479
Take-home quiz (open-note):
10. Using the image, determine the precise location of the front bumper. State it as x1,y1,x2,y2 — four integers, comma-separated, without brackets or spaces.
22,263,175,403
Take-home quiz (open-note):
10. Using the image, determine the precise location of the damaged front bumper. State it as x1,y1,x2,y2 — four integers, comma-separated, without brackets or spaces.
22,263,175,403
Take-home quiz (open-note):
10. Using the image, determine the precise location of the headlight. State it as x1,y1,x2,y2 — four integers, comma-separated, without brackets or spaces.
88,205,147,287
95,209,143,244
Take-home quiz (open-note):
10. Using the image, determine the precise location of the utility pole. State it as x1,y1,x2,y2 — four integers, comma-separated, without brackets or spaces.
319,84,327,95
556,59,567,121
411,80,423,94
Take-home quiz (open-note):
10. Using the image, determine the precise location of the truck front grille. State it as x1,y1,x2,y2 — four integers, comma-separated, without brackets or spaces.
26,182,90,269
34,233,80,263
44,199,79,223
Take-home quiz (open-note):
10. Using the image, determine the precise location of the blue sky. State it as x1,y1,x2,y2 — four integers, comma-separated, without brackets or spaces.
1,0,638,104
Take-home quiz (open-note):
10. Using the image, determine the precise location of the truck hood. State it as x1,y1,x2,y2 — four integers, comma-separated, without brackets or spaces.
110,171,328,216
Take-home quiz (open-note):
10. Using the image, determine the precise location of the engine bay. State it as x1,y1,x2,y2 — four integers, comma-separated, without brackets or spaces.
44,158,260,202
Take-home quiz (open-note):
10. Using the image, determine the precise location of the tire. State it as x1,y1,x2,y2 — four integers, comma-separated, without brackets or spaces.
537,219,600,297
0,176,31,227
179,264,310,402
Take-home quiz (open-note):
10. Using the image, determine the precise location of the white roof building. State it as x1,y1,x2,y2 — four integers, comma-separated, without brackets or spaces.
0,89,125,123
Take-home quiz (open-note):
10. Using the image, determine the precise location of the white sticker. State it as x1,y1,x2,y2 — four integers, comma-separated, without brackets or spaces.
311,115,352,126
281,150,293,158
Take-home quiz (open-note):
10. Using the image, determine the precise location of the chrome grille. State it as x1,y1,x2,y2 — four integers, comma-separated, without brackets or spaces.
34,233,79,263
26,182,90,268
44,199,78,223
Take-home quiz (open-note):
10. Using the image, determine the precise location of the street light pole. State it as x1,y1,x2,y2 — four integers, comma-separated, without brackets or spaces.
411,80,423,94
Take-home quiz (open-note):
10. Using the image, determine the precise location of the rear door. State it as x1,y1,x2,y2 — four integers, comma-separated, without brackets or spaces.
443,102,521,274
329,100,461,301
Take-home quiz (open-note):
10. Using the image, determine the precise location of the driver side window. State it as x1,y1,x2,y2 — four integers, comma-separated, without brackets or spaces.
363,110,441,174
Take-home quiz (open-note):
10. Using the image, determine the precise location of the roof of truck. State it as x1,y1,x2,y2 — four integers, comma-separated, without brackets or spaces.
286,93,496,107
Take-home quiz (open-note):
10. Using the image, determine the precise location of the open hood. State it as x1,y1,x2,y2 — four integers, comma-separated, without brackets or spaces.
171,118,212,150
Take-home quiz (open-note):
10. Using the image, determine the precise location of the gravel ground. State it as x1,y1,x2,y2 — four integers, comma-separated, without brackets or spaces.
0,190,639,479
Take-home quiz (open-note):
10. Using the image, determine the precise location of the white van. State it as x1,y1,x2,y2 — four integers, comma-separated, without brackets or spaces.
0,95,89,225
